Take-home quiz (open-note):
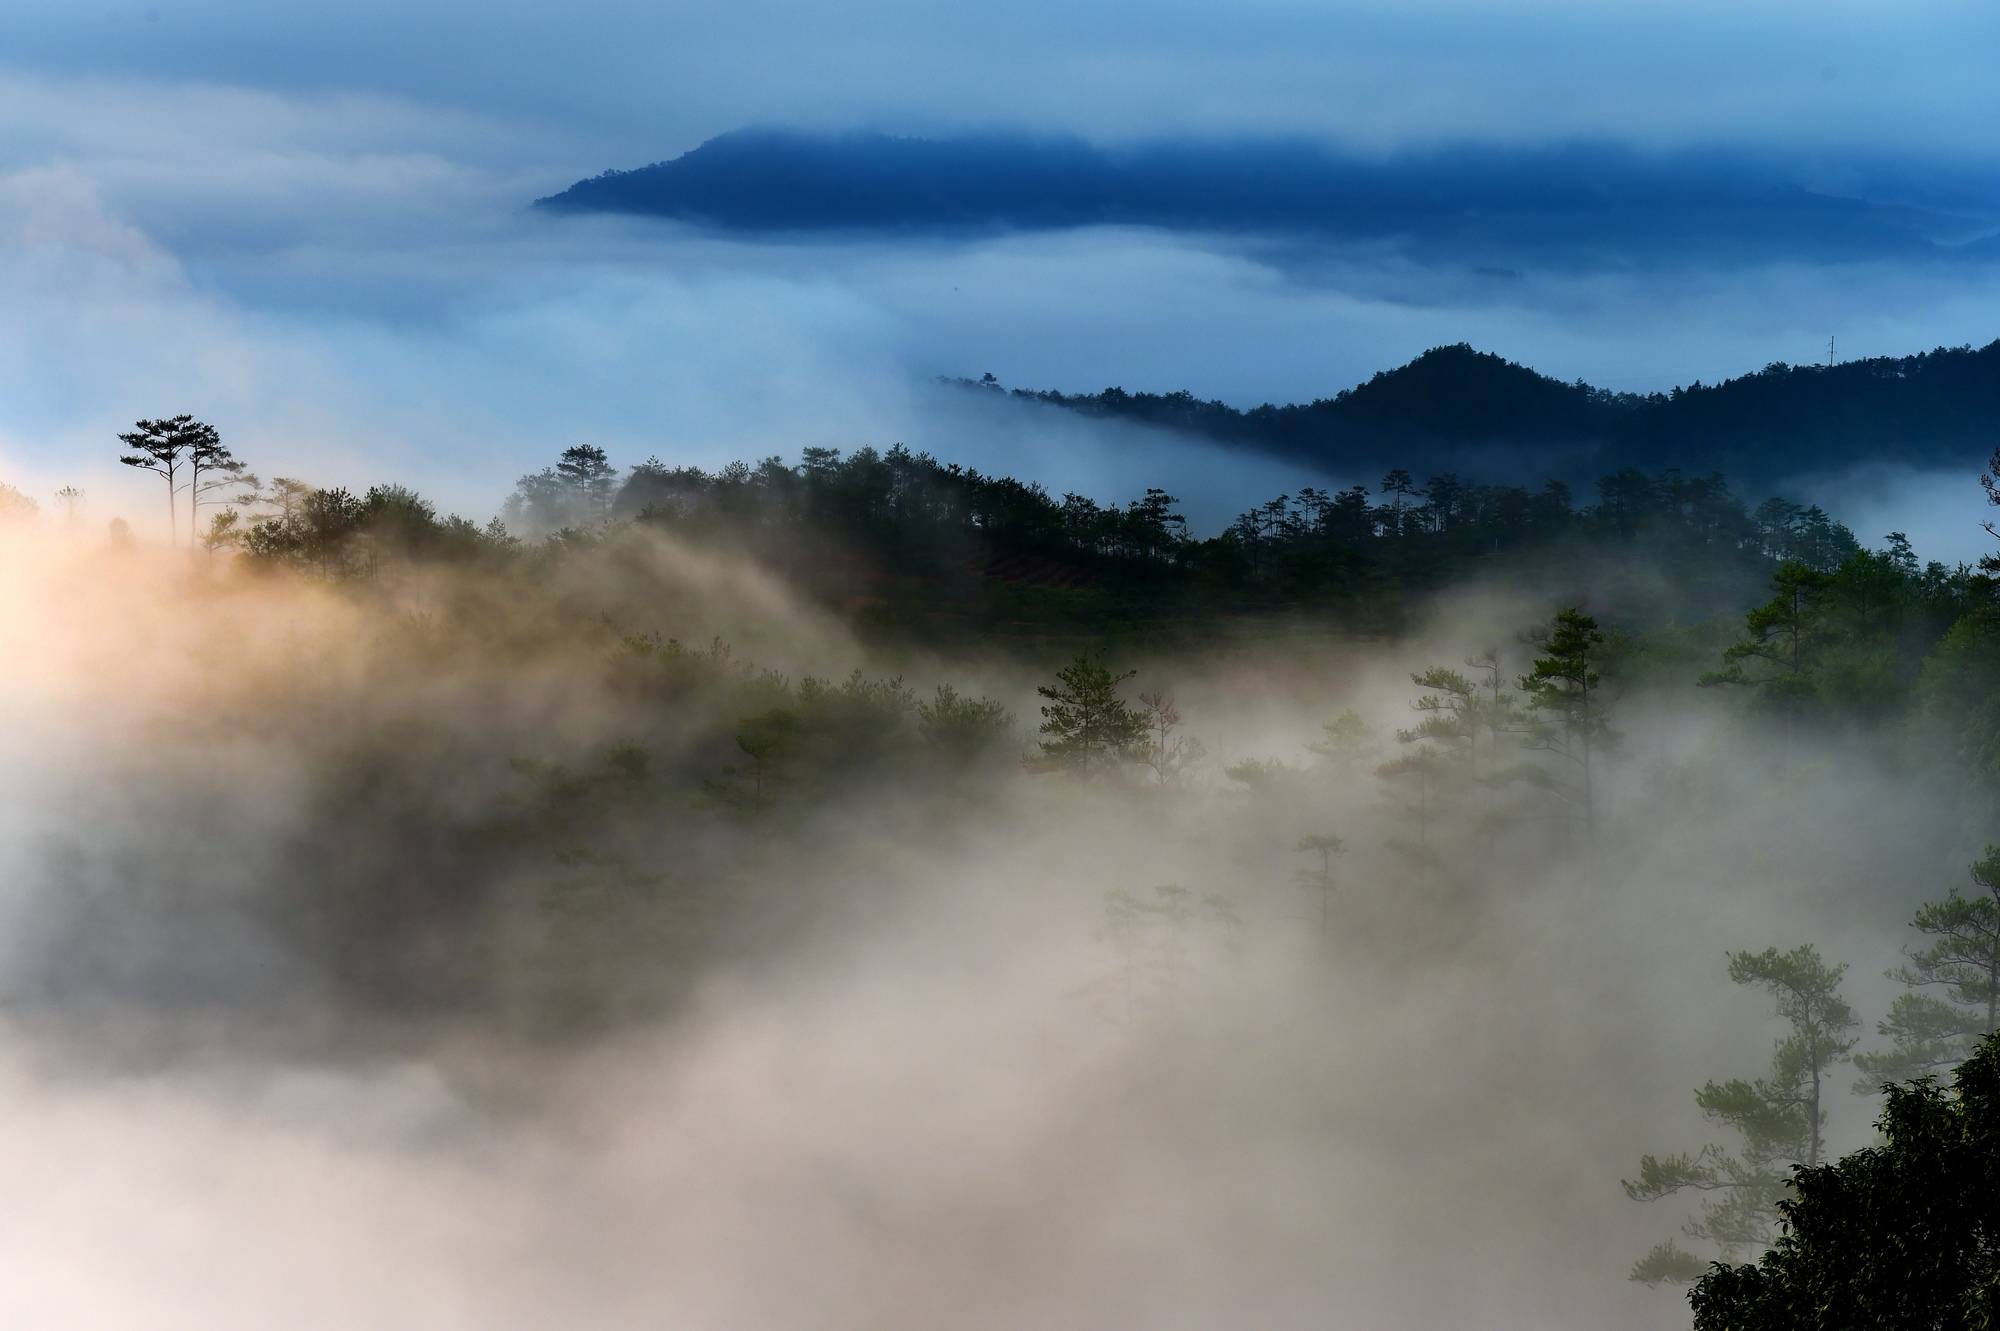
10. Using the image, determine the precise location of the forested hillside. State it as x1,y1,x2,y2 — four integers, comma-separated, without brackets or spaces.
969,338,2000,484
10,421,2000,1326
165,434,1877,640
536,129,2000,269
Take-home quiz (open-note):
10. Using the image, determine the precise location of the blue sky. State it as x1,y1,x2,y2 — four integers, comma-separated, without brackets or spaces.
0,0,1995,552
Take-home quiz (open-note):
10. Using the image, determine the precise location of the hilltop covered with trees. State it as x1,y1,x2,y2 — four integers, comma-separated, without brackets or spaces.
81,436,1898,651
499,439,1866,639
34,417,1996,761
535,129,2000,272
966,338,2000,486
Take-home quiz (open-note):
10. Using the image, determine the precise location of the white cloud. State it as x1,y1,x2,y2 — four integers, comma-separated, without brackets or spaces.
0,67,1994,554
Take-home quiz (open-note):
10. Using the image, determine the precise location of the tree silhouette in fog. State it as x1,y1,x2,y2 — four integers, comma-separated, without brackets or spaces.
0,482,37,524
1308,708,1377,776
1688,1033,2000,1330
117,415,216,545
503,444,620,536
1136,690,1204,788
1378,663,1488,853
1518,608,1614,838
914,684,1014,767
1293,834,1344,942
185,427,249,544
1034,653,1147,776
556,445,618,524
1856,848,2000,1092
1701,561,1827,726
1086,883,1238,1026
1627,945,1858,1284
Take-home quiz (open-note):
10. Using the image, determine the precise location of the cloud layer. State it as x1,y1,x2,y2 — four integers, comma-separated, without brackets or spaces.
2,9,1997,558
8,1,2000,157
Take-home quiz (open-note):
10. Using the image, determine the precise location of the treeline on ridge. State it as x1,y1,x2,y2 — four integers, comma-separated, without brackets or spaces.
492,439,1861,633
961,338,2000,482
21,418,1967,664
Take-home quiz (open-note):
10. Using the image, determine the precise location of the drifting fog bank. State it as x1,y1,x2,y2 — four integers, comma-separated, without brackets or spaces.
0,521,1980,1329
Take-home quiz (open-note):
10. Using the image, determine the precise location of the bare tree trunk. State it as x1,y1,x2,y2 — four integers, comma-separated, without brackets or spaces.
1807,1028,1823,1167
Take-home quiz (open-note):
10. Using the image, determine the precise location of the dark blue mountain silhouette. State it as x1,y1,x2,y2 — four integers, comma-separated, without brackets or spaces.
968,340,2000,484
536,128,2000,268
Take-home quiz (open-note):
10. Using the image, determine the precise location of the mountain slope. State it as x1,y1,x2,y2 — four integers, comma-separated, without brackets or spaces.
974,340,2000,484
536,128,2000,268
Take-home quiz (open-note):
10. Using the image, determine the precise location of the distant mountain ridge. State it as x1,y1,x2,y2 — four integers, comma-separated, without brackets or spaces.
534,129,2000,481
966,340,2000,485
536,128,2000,268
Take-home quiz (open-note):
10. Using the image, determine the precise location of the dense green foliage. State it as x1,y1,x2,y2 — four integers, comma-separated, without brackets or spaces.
1687,1034,2000,1330
1518,608,1614,835
78,416,2000,789
479,436,1867,638
1034,653,1148,774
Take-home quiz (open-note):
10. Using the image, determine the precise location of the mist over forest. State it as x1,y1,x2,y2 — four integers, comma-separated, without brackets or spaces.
10,1,2000,1327
6,406,2000,1327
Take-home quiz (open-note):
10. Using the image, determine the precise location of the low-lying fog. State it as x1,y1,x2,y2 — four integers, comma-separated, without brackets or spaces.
5,29,1999,1325
0,523,1977,1328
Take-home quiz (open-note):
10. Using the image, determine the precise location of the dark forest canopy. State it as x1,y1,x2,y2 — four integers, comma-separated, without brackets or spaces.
165,436,1910,627
480,441,1877,639
57,412,2000,787
957,338,2000,487
74,417,2000,779
534,129,2000,272
132,431,2000,779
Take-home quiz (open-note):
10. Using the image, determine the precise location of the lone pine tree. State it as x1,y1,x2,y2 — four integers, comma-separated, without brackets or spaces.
1626,945,1858,1284
1035,653,1148,776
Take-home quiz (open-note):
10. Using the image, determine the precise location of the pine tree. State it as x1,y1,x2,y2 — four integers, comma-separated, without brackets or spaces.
914,685,1013,766
1377,668,1477,851
1688,1035,2000,1331
1087,883,1237,1026
556,445,617,525
1518,608,1614,837
1294,834,1344,942
117,415,215,545
1309,708,1378,776
1626,945,1859,1284
1034,653,1147,776
1464,647,1530,839
186,429,249,542
1136,690,1204,787
1855,847,2000,1090
1402,667,1478,763
1379,468,1418,537
1700,561,1827,730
